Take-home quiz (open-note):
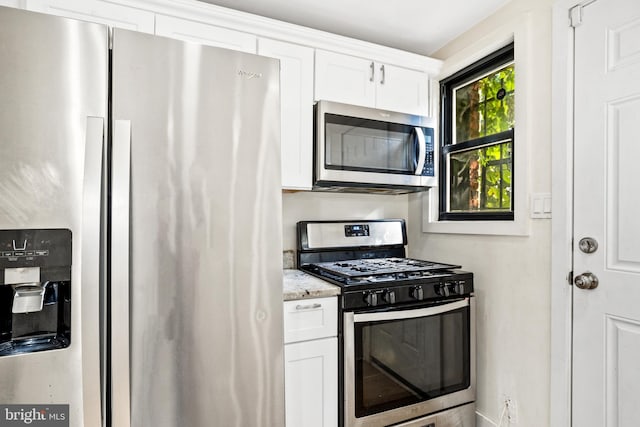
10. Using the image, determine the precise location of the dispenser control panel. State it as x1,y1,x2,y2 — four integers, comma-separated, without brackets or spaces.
0,229,72,284
0,229,73,356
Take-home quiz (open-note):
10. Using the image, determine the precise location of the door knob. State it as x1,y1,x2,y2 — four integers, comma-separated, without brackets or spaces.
574,272,599,289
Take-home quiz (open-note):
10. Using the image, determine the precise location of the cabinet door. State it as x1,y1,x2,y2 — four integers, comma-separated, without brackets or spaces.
25,0,154,33
315,49,375,108
155,15,256,53
259,38,314,190
375,63,429,116
285,337,338,427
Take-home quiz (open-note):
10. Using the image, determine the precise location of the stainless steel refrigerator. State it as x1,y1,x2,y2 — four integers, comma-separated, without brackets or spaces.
0,6,284,427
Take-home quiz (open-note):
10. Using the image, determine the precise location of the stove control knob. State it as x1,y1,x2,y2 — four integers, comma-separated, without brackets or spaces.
446,281,458,295
383,290,396,304
364,292,378,307
437,284,450,297
410,286,424,301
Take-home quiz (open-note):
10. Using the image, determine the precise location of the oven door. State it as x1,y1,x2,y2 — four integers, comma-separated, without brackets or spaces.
343,297,475,427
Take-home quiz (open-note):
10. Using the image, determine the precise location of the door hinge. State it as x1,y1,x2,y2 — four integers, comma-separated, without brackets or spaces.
567,271,574,286
570,1,597,28
569,5,583,28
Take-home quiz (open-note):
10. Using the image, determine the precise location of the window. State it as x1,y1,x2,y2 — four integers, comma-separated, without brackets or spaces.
439,44,514,221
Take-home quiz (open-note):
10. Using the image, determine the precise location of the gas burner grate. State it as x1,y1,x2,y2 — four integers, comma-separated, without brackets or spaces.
310,257,461,280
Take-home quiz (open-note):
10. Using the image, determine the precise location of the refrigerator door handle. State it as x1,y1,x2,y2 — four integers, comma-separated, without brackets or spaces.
111,119,132,427
81,116,105,426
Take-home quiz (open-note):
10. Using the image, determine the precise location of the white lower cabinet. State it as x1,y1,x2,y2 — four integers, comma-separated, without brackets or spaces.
284,297,338,427
285,337,338,427
24,0,154,33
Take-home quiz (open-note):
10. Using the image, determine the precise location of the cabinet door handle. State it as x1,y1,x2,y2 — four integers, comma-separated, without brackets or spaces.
295,303,322,310
369,62,374,82
380,64,385,85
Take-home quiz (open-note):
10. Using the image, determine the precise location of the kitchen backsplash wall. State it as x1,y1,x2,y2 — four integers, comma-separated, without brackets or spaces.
282,191,409,256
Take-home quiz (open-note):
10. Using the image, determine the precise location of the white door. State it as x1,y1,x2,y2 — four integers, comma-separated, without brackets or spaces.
573,0,640,425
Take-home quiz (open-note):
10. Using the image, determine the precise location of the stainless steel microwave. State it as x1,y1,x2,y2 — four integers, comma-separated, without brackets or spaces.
314,101,436,194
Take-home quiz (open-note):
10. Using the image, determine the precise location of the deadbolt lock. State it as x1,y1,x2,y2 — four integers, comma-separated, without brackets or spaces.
574,272,599,290
578,237,598,254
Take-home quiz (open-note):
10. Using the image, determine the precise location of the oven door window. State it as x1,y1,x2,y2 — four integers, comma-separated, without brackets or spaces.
353,305,470,417
324,114,432,175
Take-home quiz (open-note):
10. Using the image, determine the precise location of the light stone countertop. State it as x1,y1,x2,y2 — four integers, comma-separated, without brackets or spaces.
283,269,341,301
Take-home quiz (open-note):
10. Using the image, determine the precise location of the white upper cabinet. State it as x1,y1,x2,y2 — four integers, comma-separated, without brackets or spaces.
314,50,377,108
25,0,154,33
375,62,429,117
258,38,314,190
155,15,256,53
17,0,441,191
0,1,20,8
315,49,430,116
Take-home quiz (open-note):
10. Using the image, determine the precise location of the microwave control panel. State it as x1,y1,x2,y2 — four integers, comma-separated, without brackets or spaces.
422,129,435,177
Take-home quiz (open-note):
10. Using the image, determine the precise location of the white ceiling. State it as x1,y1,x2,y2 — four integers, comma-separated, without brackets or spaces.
197,0,510,56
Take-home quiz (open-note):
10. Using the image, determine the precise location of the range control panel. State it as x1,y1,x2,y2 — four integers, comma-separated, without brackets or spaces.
342,272,473,310
344,224,370,237
0,229,72,284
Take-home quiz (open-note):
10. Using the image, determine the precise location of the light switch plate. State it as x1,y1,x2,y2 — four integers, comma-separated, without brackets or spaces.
530,193,552,218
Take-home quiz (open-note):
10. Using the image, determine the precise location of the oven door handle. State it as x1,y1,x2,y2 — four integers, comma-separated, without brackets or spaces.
353,298,469,323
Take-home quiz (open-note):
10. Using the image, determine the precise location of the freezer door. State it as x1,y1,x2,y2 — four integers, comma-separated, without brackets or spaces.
111,29,284,427
0,6,108,427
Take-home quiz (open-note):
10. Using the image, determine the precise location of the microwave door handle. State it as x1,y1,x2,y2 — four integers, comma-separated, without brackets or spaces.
414,127,427,175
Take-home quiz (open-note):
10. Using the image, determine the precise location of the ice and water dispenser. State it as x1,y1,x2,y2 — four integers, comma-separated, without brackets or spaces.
0,229,72,356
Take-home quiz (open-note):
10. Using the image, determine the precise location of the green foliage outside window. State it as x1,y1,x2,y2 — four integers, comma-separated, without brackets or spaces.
449,64,514,212
455,65,515,142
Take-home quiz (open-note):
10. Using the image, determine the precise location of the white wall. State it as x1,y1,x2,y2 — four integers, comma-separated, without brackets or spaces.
408,0,553,426
282,192,408,252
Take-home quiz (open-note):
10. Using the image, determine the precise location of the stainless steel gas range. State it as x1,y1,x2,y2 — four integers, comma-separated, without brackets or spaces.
297,219,476,427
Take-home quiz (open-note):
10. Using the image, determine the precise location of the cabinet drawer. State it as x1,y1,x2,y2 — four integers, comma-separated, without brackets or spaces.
284,297,337,343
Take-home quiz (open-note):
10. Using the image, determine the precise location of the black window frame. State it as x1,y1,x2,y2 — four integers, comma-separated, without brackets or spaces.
439,43,515,221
